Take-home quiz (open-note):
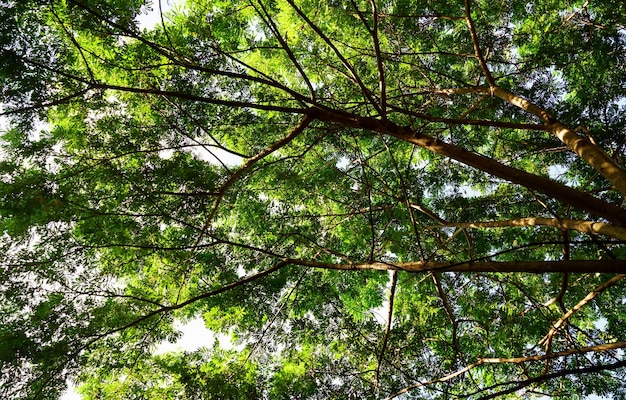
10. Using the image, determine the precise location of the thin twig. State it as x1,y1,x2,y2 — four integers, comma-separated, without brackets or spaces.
375,270,398,390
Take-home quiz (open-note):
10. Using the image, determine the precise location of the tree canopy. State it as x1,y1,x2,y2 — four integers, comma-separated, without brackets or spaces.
1,0,626,398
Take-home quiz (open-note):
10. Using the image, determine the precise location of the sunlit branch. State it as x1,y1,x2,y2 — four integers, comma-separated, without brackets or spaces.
461,0,626,197
539,274,626,350
428,217,626,241
386,341,626,400
492,87,626,197
287,259,626,273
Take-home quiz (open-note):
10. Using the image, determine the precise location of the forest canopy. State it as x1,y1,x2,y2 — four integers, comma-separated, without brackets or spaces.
1,0,626,398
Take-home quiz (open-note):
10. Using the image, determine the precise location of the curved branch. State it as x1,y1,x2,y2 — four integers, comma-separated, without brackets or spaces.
386,341,626,400
493,87,626,197
89,260,290,344
539,274,626,349
194,115,313,246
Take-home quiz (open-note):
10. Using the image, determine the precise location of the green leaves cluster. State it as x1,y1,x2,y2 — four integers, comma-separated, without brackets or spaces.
1,0,626,399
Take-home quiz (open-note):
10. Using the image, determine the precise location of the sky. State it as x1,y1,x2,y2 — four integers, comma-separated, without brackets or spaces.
135,0,180,31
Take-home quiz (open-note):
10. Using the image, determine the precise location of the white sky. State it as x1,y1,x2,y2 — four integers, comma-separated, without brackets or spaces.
135,0,179,31
154,317,216,354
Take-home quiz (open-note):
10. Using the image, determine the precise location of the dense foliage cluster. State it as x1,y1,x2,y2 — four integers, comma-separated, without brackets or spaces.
1,0,626,398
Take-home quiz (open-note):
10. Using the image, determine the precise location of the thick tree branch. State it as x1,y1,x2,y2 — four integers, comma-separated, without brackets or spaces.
307,107,626,226
428,217,626,241
424,83,626,197
288,259,626,273
493,87,626,197
461,0,626,197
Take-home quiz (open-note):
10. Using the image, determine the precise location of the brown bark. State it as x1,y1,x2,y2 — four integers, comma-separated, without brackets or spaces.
539,274,626,349
289,259,626,273
493,87,626,197
463,2,626,196
308,107,626,226
429,217,626,241
386,341,626,400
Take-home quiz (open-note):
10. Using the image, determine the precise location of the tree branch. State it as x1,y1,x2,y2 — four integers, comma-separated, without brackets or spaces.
492,87,626,197
285,0,381,113
375,270,398,390
475,359,626,400
428,217,626,241
287,259,626,274
251,0,317,101
194,115,313,246
88,261,290,344
539,274,626,349
307,107,626,225
464,0,495,86
386,341,626,399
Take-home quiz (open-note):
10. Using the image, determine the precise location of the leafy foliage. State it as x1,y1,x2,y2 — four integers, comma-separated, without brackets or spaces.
1,0,626,399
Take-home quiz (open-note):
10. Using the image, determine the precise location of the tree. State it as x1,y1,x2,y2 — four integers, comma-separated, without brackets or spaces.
1,0,626,398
